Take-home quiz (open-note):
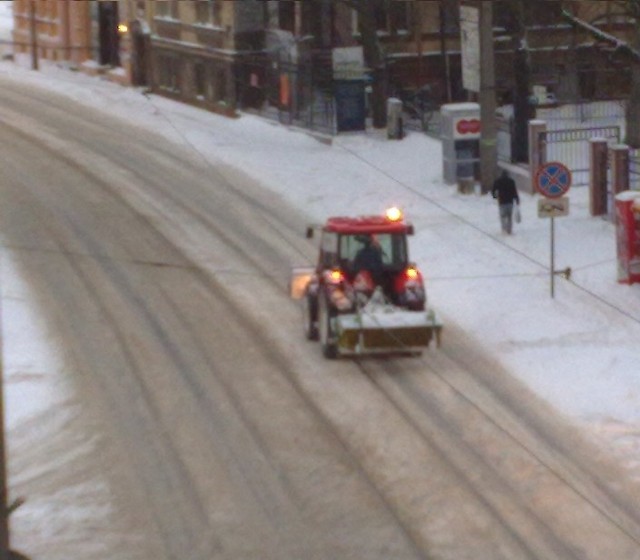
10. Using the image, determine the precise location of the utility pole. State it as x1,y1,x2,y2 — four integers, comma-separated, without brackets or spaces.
29,0,38,71
414,0,423,90
0,256,8,560
0,260,28,560
479,1,497,193
439,0,452,103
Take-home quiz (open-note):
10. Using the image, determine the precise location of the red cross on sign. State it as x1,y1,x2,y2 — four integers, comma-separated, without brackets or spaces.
535,161,572,199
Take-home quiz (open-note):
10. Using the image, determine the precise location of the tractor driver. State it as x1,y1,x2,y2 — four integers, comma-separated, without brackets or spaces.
353,234,384,283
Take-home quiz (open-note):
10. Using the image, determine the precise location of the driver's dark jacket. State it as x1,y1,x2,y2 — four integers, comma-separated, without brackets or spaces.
353,245,384,284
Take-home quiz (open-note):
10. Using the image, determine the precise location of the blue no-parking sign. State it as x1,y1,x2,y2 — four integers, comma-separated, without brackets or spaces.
535,161,572,198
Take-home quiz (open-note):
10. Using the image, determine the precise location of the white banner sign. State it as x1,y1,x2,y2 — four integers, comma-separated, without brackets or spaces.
460,5,480,93
332,47,365,80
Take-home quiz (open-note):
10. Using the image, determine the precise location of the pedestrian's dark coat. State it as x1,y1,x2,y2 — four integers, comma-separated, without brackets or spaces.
491,171,520,205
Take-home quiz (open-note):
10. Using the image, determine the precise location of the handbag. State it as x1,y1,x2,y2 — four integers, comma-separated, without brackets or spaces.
514,204,521,223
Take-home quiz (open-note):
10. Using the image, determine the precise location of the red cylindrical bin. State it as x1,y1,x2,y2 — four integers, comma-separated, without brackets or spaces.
615,191,640,284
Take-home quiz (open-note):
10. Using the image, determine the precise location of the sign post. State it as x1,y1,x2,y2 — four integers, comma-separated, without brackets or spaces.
535,162,572,298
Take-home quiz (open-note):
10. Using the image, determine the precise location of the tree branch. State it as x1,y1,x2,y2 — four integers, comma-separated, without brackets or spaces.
560,8,640,60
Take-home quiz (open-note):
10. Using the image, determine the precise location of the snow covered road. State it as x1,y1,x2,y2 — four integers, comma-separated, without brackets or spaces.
2,75,640,559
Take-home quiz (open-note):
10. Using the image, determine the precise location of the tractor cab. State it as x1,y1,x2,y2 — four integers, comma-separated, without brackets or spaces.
315,209,422,308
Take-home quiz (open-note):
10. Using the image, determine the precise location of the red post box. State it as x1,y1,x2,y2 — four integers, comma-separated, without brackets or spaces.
615,191,640,284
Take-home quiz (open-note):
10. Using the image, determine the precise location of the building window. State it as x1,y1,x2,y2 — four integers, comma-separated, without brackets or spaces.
387,0,411,33
440,0,460,34
158,55,180,92
195,1,220,26
194,62,207,99
279,0,295,32
523,0,562,27
215,67,227,103
156,1,179,20
353,0,411,36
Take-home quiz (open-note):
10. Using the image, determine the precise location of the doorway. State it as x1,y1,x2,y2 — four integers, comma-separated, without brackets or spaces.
99,1,120,67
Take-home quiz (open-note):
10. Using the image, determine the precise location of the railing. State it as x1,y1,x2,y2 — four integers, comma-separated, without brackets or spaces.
538,125,621,187
630,148,640,191
496,112,512,163
537,100,627,136
237,54,336,137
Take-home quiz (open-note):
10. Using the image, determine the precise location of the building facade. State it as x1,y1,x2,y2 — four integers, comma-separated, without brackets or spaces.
488,0,635,105
12,0,132,83
115,1,463,123
12,0,93,66
10,2,637,128
328,0,462,102
136,0,265,116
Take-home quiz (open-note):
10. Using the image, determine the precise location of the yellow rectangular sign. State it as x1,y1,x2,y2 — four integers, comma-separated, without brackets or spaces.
538,196,569,218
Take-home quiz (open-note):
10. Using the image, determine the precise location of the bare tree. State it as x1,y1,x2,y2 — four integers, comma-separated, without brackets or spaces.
561,0,640,147
495,0,574,162
495,0,533,162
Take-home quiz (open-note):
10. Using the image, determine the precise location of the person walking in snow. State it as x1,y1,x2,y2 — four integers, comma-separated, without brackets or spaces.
491,169,520,234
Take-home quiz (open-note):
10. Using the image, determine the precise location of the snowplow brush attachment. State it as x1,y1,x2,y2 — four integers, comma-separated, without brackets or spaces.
335,309,442,356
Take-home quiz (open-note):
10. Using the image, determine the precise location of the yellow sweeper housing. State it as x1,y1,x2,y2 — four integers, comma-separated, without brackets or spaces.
333,291,442,356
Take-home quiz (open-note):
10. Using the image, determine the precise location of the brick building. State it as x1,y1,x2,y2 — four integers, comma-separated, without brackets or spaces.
132,0,264,116
489,0,635,104
10,2,637,126
12,0,132,84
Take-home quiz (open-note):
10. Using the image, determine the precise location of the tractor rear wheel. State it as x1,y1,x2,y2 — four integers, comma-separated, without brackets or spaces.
303,292,319,340
318,293,338,359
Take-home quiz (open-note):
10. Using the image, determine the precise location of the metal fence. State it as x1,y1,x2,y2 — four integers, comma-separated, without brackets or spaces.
236,53,450,138
631,148,640,191
496,112,513,163
236,53,336,136
538,125,621,186
537,100,627,135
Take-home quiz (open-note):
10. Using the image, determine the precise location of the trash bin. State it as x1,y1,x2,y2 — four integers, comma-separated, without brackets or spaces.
387,97,404,140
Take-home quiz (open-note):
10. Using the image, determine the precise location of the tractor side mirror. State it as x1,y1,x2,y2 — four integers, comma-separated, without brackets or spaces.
407,225,414,235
